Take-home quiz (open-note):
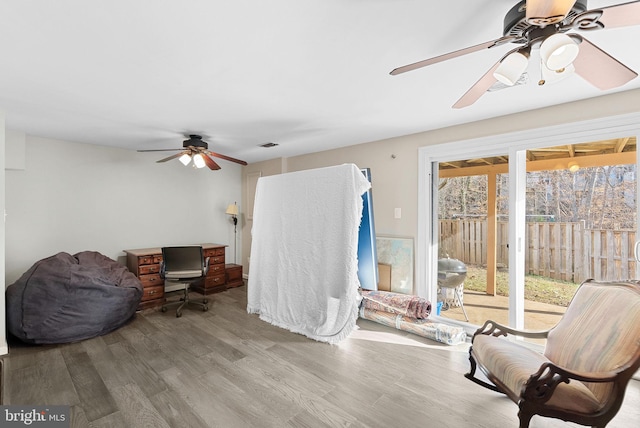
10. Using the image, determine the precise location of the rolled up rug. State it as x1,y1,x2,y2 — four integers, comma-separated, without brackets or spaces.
359,307,466,345
360,289,432,319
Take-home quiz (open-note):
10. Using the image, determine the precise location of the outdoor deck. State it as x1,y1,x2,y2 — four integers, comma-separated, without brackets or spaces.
438,290,567,332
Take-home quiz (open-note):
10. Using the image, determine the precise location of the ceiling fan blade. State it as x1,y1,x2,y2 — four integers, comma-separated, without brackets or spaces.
572,37,638,90
452,62,501,109
598,0,640,28
390,36,516,76
207,151,248,166
526,0,576,25
156,152,185,163
203,154,221,170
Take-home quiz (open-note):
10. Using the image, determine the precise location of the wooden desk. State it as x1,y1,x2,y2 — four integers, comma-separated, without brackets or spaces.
124,243,227,310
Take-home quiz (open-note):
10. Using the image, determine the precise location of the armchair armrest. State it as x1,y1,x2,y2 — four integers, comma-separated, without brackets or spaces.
536,361,623,384
522,361,622,404
472,320,550,343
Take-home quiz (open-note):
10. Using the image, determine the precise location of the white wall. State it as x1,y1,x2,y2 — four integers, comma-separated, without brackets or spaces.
5,134,242,285
240,89,640,277
5,129,25,170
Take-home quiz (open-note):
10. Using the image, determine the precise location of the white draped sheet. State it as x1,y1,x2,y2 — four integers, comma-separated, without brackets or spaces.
247,164,371,343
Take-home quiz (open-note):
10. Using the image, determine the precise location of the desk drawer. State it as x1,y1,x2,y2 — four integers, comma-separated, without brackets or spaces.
209,255,224,265
204,247,225,257
138,255,155,265
141,285,164,301
205,273,226,288
191,273,226,295
138,264,160,275
139,274,162,287
208,263,225,275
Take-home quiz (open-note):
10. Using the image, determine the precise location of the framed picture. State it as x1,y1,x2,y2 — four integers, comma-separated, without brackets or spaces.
376,236,414,294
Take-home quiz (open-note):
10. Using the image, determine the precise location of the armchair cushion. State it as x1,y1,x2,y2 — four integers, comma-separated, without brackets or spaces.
473,334,602,414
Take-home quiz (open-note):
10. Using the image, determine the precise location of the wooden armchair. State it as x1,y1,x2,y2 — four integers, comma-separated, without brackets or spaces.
465,279,640,428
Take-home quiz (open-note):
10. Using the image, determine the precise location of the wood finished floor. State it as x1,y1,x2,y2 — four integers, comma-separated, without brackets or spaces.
2,285,639,428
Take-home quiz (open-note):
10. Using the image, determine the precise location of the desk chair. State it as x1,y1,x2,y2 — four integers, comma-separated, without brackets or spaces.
160,246,210,317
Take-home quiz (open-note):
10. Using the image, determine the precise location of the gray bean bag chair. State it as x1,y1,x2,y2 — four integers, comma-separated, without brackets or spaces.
6,251,143,344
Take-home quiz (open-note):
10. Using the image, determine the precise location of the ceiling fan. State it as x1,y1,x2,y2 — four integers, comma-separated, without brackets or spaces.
390,0,640,108
138,134,247,170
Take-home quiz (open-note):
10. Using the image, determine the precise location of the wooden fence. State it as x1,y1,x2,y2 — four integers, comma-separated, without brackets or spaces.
439,220,637,283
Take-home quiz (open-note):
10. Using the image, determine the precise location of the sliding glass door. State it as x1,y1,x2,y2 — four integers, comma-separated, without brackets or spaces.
522,139,638,331
418,124,640,333
436,161,510,325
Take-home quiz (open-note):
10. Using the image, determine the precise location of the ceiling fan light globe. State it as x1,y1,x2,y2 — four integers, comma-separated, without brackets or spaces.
540,33,579,70
193,153,206,168
178,153,192,166
493,51,529,86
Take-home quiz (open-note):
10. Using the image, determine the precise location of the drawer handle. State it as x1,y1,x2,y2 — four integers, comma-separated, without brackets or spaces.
149,290,156,295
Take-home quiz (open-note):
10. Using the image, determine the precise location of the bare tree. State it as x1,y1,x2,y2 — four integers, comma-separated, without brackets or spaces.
439,164,636,229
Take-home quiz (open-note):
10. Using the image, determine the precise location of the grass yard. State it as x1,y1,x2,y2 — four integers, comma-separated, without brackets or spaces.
463,265,579,307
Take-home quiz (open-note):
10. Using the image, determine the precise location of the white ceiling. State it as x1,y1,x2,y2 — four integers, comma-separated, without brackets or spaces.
1,0,639,164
